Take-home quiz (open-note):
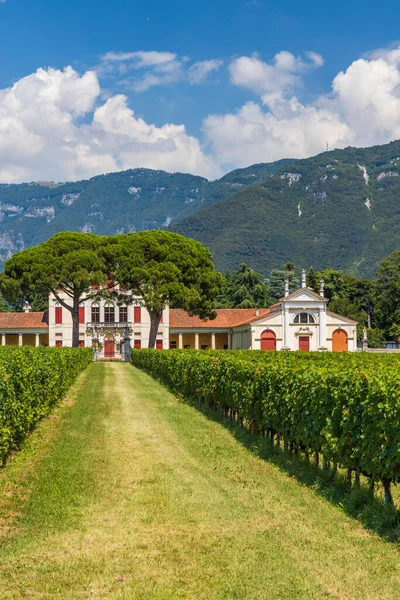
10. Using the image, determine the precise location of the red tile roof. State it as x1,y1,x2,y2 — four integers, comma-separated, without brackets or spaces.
0,312,49,330
170,308,271,329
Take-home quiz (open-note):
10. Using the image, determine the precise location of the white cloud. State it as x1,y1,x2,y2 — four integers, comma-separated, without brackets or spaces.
100,51,185,91
188,59,224,84
229,51,324,105
101,50,223,91
204,47,400,168
102,51,177,67
0,66,220,183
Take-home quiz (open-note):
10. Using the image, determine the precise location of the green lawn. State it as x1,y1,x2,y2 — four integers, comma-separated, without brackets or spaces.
0,362,399,599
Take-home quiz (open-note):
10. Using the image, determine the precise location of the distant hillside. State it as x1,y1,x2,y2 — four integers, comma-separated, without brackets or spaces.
172,140,400,278
0,160,287,266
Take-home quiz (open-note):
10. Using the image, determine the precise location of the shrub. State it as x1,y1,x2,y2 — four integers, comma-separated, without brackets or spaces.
0,347,91,464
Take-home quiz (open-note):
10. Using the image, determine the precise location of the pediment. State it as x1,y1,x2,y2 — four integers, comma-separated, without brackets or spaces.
282,287,327,304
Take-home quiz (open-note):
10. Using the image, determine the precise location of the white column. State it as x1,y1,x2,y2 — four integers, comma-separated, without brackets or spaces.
195,333,199,350
35,333,40,347
283,305,290,350
18,334,23,346
319,306,327,350
1,334,5,346
178,333,183,349
211,333,216,350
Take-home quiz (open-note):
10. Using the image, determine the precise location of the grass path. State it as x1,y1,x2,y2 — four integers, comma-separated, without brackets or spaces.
0,362,399,599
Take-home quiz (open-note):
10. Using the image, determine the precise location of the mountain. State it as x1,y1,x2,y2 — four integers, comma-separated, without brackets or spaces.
0,160,287,267
3,140,400,278
172,140,400,278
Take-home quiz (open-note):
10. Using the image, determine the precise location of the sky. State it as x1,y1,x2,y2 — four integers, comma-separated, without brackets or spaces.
1,0,400,183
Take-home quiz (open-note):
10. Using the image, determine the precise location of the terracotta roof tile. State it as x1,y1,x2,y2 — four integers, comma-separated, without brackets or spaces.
0,312,49,330
170,308,271,329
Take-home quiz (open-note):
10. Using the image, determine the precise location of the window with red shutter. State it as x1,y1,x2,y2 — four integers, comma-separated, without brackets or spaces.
55,306,62,324
134,306,141,323
55,340,63,347
156,339,163,350
78,340,85,347
134,339,141,349
79,306,85,324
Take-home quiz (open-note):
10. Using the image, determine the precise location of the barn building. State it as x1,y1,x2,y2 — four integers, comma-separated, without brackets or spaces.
0,271,357,354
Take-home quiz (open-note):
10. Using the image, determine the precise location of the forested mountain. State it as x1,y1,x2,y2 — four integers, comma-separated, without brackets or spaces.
173,140,400,277
2,140,400,277
0,160,287,267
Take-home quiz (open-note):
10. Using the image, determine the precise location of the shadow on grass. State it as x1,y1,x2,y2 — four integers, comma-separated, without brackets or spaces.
183,394,400,545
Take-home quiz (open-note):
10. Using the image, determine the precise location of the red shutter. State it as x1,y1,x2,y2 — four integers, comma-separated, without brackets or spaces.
134,339,141,349
78,340,85,347
156,339,163,350
134,307,141,323
55,306,62,324
79,306,85,324
55,340,63,347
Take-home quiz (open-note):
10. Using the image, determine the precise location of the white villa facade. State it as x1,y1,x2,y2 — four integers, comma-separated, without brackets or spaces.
0,271,357,354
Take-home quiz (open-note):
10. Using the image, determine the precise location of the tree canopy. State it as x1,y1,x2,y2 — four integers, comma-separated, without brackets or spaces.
109,230,222,348
0,232,109,347
216,264,272,308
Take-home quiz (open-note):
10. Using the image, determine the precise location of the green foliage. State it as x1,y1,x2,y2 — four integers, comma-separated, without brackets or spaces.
0,346,91,464
173,139,400,278
132,349,400,496
375,250,400,337
269,262,299,298
111,230,222,347
216,263,272,308
0,232,110,346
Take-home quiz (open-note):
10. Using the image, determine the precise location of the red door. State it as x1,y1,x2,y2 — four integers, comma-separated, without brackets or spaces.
104,340,115,358
261,330,276,350
156,339,163,350
299,336,310,352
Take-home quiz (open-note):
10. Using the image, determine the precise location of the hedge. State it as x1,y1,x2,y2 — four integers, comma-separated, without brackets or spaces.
0,346,92,464
131,349,400,504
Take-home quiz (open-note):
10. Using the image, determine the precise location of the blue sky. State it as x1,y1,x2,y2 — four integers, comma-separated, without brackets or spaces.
1,0,400,182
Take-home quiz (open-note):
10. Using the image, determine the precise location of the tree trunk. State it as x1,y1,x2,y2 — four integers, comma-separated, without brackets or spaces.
148,309,162,348
72,299,80,348
382,479,394,505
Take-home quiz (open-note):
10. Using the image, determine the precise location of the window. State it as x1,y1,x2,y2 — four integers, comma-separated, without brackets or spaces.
105,305,115,323
134,339,141,349
79,306,85,324
293,312,315,324
119,306,128,323
170,341,177,349
91,306,100,323
55,340,63,347
55,306,62,324
201,344,208,350
134,306,141,323
156,339,163,350
78,340,85,347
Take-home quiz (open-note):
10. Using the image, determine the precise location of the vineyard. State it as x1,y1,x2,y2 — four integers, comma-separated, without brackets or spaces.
131,349,400,505
0,346,92,464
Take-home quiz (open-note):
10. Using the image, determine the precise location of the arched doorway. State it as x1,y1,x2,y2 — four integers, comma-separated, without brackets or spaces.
332,329,348,352
261,330,276,350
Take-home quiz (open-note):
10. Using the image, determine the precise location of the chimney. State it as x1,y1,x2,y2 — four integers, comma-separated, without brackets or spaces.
319,278,325,298
301,269,306,288
284,279,290,297
23,301,31,313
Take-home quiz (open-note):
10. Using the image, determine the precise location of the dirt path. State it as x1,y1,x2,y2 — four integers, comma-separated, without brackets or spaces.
0,362,399,599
